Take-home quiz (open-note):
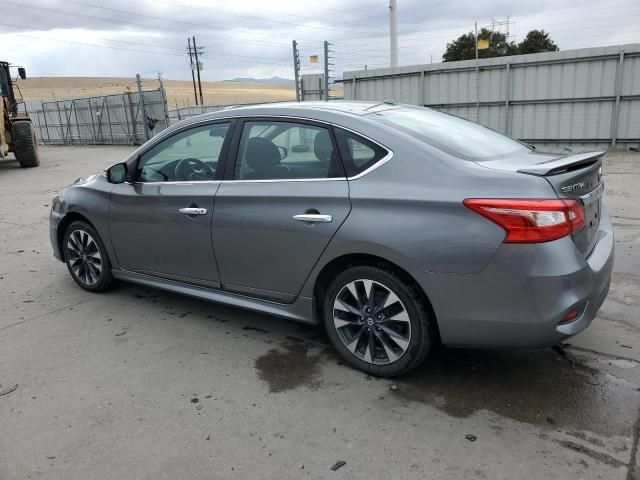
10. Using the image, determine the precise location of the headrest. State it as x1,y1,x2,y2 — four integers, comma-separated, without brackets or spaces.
314,130,333,161
245,137,281,171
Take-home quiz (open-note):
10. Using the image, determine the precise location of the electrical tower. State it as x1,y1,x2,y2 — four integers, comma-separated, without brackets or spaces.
491,16,514,40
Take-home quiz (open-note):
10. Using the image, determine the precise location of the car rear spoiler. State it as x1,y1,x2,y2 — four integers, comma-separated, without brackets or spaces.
517,151,606,176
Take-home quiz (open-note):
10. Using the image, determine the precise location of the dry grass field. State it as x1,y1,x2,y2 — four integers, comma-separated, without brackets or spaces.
15,77,296,106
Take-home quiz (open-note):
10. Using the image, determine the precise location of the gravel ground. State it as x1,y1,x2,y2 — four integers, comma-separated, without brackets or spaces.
1,146,639,480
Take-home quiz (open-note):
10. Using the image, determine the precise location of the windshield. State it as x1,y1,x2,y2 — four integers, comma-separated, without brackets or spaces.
370,107,530,160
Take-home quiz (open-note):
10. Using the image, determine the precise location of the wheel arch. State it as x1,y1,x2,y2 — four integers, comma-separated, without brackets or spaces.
57,212,98,261
312,253,441,341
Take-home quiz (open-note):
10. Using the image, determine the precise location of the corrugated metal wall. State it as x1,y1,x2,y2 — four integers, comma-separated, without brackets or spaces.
341,44,640,150
301,73,326,101
27,90,168,145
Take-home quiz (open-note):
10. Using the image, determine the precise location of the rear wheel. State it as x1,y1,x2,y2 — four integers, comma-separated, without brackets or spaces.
63,221,113,292
12,120,40,168
323,265,433,377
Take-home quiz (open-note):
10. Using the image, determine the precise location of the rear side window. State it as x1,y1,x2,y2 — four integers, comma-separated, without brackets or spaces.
334,128,389,177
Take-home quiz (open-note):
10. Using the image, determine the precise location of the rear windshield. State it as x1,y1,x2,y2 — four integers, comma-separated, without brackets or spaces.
369,107,530,160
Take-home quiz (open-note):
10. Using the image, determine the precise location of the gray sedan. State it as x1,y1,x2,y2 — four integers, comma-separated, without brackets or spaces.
49,102,614,376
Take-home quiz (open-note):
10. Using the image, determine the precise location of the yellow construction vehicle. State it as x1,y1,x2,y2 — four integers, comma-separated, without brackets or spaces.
0,61,39,167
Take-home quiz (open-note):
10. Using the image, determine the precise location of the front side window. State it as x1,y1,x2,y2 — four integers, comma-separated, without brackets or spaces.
136,122,230,182
370,107,529,160
234,121,343,180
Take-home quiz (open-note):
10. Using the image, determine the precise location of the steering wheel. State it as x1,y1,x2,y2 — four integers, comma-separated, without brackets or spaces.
174,158,215,181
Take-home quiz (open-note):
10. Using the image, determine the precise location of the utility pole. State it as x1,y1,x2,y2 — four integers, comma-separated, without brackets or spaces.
389,0,398,68
192,36,204,106
187,37,198,105
292,40,301,101
136,74,150,140
323,40,330,101
475,21,480,123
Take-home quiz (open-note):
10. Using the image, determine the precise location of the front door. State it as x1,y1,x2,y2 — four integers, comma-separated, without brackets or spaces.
109,121,233,287
213,119,351,302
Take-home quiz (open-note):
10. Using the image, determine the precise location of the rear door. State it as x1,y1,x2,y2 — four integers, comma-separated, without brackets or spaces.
109,121,233,287
213,118,350,303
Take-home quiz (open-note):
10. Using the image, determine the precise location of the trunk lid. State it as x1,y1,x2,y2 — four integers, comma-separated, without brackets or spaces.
477,150,605,257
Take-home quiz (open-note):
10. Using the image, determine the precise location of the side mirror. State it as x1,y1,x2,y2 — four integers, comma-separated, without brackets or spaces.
106,163,127,184
18,67,26,80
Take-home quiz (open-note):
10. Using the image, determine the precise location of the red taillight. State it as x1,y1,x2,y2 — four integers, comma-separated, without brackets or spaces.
463,198,585,243
561,309,579,322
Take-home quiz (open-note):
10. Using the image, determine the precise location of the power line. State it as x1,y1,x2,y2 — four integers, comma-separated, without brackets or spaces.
3,1,290,49
149,0,390,39
0,21,185,53
0,27,290,66
53,0,301,46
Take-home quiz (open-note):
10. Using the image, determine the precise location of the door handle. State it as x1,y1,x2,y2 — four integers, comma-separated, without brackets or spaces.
293,214,332,223
179,207,207,215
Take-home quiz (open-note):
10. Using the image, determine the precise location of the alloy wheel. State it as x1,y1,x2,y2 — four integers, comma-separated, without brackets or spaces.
66,229,102,286
333,279,411,365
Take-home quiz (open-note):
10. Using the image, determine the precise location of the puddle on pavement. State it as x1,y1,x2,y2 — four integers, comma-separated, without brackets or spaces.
394,347,640,437
252,329,639,437
254,342,324,393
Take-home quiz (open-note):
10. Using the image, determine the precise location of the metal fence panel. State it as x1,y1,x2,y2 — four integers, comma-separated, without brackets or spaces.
27,89,168,145
339,43,640,149
166,100,287,125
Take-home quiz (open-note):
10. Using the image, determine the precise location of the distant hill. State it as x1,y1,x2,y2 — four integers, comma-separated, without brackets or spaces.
226,76,294,85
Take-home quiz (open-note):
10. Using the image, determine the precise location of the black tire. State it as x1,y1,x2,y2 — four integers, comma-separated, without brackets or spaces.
12,120,40,168
63,221,114,292
323,264,433,377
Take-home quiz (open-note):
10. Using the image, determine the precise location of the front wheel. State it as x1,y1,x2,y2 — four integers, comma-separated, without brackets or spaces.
63,221,114,292
323,265,433,377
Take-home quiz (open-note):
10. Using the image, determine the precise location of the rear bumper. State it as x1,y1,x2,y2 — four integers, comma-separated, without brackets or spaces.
413,207,614,348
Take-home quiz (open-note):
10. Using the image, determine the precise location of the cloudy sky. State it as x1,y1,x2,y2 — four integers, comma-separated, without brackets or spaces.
1,0,639,80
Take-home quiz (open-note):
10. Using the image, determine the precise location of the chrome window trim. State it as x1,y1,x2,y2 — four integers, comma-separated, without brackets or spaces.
131,114,394,185
346,149,393,181
126,180,221,186
221,177,347,184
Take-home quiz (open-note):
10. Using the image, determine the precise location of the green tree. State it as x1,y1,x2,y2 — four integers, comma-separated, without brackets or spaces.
442,28,518,62
517,29,559,54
